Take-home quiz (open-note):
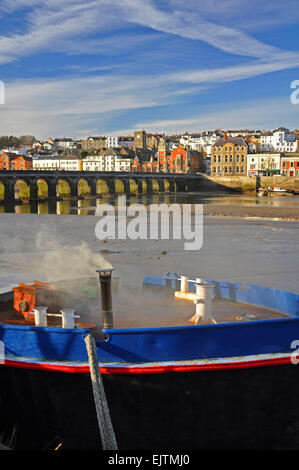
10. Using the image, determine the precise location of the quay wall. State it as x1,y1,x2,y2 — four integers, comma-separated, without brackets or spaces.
206,176,299,193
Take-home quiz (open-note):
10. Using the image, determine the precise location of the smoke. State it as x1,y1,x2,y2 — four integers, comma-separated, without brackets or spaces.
34,234,113,282
3,223,113,284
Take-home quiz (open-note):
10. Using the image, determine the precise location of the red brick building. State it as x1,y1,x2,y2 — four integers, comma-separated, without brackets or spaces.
132,144,203,174
158,143,203,174
131,158,159,173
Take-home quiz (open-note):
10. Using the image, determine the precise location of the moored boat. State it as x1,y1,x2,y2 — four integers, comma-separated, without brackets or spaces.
258,186,295,197
0,271,299,450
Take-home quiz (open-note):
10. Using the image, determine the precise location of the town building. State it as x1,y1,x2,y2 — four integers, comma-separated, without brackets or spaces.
9,155,32,170
82,156,101,172
170,146,203,173
0,152,32,170
131,157,159,173
133,141,203,173
118,136,134,148
59,155,83,171
260,128,297,153
179,132,220,155
0,152,19,169
105,136,134,149
247,153,281,176
83,148,134,172
81,136,106,153
106,136,119,148
32,155,61,170
53,138,74,150
146,133,163,150
210,137,248,176
281,153,299,176
134,130,147,149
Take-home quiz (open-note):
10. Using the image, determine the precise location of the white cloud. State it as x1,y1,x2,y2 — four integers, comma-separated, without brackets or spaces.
0,0,297,64
0,0,299,137
111,96,299,135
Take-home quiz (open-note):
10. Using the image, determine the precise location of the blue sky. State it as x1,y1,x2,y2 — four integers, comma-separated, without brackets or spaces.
0,0,299,139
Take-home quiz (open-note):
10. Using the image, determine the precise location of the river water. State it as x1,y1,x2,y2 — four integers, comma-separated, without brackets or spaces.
2,192,299,215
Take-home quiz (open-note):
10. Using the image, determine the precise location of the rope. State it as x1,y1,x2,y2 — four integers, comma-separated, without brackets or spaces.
84,333,118,450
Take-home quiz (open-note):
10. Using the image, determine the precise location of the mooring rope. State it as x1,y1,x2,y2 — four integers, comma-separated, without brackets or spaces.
84,333,118,450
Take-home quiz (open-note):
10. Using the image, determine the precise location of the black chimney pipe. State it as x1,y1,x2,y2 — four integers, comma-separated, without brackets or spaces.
96,268,114,329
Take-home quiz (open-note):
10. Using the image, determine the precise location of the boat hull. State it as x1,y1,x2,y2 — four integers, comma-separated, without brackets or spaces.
1,275,299,450
1,359,299,450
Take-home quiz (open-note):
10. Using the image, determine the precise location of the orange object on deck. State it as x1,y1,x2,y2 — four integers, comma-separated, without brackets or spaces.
12,281,54,321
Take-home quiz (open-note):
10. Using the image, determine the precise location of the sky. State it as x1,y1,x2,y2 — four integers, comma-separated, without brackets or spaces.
0,0,299,139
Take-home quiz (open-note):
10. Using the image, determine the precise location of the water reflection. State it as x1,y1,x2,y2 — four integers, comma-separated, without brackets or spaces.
1,192,299,215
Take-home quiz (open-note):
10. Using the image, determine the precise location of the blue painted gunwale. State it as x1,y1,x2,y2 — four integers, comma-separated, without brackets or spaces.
0,274,298,370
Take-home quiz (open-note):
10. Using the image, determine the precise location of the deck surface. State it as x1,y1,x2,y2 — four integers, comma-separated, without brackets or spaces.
0,278,289,331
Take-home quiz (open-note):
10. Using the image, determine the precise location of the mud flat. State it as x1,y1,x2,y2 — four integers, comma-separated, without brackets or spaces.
203,203,299,220
0,208,298,298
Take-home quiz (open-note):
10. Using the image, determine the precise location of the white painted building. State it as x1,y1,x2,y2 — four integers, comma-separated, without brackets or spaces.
33,156,61,170
247,153,281,176
83,156,101,171
115,156,131,172
260,129,297,153
106,136,119,148
179,132,219,155
59,155,82,171
54,138,74,150
83,150,132,172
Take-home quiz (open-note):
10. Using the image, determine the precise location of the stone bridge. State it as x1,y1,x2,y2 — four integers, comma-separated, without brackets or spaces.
0,170,206,200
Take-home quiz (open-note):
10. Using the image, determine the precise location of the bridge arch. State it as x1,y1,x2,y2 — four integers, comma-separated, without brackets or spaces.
37,178,48,199
129,178,138,193
152,178,160,193
96,179,109,194
14,179,30,199
78,177,91,196
140,179,147,193
0,181,4,200
164,178,170,193
115,178,125,194
57,178,71,197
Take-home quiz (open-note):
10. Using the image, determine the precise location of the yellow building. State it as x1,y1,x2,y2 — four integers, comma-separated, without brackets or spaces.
211,137,248,176
81,136,106,153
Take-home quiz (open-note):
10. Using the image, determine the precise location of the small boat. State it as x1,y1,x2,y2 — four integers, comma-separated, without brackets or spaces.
258,186,294,197
0,271,299,450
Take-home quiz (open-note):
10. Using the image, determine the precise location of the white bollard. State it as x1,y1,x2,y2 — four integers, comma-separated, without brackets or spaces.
60,308,79,329
195,278,203,296
192,282,214,324
33,306,48,327
180,276,189,293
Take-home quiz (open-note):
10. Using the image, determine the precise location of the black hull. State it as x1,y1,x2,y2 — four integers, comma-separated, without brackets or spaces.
1,363,299,450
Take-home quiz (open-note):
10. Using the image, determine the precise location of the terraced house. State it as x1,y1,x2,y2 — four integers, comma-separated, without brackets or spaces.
210,137,248,176
0,152,32,170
